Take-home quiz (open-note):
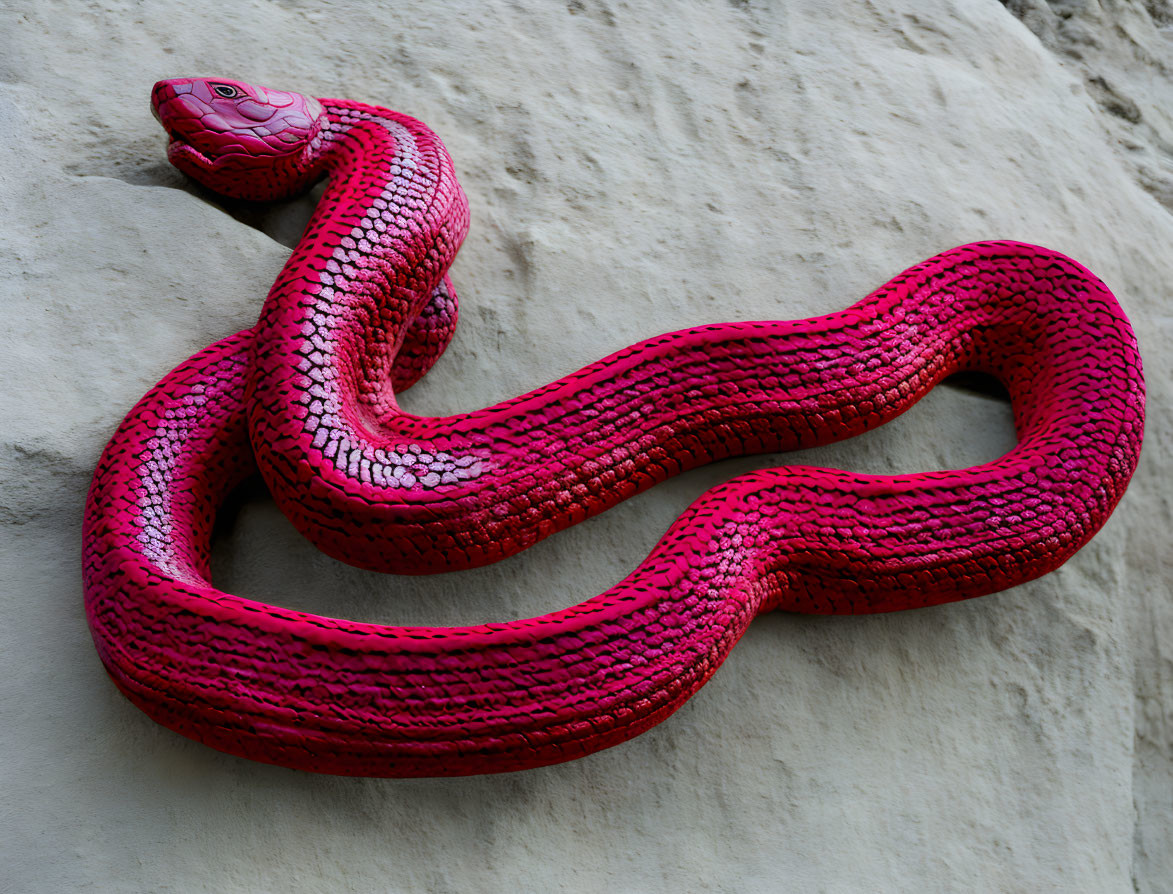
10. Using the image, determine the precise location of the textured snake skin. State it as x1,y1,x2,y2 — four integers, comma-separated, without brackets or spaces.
82,78,1146,777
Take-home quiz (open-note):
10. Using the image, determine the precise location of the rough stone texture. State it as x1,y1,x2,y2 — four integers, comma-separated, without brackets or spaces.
1,0,1169,891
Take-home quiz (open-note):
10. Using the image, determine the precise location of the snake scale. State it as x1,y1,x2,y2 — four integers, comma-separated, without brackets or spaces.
82,78,1145,777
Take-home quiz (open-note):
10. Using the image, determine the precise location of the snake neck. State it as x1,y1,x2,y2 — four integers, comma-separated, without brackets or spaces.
252,99,470,427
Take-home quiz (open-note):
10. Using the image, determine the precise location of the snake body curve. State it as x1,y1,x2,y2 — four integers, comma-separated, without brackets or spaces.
82,78,1145,776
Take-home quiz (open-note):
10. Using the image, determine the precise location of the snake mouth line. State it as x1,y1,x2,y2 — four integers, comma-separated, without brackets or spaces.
166,132,216,167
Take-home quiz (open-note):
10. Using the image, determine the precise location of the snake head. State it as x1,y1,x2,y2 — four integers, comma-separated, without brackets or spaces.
151,77,328,200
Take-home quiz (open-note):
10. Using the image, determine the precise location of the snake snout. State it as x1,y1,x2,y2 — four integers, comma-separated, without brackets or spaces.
150,78,193,123
151,79,203,152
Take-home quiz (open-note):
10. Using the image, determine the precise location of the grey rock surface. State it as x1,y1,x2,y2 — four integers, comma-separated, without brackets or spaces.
1,1,1169,891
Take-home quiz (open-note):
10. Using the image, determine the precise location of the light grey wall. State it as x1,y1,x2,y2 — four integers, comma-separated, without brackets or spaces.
2,1,1170,891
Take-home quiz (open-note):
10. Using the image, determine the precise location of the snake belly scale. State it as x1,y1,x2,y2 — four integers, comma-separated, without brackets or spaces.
81,78,1145,776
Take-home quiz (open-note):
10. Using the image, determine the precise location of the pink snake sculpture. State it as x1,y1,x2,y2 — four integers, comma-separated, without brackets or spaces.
82,78,1146,777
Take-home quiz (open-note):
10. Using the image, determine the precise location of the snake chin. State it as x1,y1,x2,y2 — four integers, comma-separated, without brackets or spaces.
166,133,215,168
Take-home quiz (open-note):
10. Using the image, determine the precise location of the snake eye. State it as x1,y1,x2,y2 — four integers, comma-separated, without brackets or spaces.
212,84,239,98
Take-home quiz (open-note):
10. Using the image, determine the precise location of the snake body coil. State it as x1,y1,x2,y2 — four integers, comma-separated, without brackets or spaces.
82,78,1145,776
